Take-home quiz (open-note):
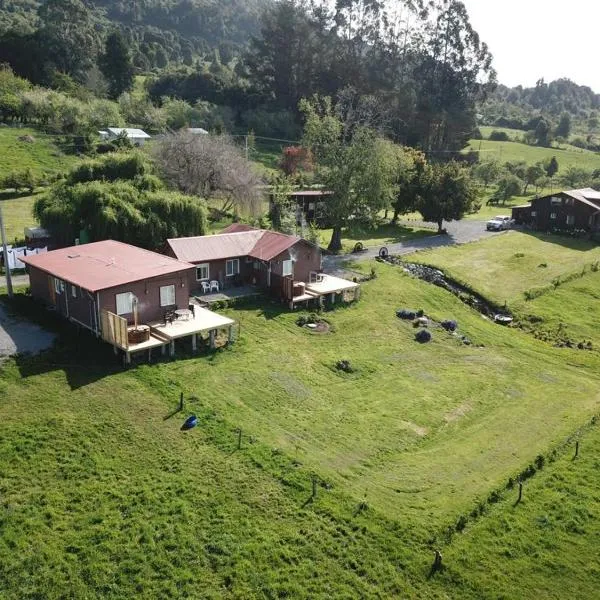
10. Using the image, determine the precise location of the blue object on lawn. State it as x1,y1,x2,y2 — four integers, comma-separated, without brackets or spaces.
181,415,198,431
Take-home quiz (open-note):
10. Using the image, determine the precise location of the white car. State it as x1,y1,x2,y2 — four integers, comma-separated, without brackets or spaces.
486,215,514,231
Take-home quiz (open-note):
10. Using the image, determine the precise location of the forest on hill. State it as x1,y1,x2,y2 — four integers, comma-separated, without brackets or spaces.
480,78,600,133
0,0,271,70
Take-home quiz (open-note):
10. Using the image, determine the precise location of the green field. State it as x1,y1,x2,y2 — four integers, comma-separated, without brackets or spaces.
0,127,78,180
467,137,600,171
0,194,38,243
412,230,600,351
2,243,600,597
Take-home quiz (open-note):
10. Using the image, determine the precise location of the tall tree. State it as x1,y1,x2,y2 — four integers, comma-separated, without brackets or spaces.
99,31,135,100
545,156,559,178
300,94,397,251
417,161,477,232
391,147,428,223
37,0,100,83
555,112,571,139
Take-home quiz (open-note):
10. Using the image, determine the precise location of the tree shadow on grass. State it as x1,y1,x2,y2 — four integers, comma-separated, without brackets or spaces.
516,228,600,252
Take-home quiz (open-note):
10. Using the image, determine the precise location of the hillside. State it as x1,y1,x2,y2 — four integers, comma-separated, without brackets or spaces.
0,0,272,69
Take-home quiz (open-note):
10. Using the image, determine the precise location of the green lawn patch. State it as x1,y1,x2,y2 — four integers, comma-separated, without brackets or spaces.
466,137,600,171
0,194,38,243
0,127,78,179
2,260,600,596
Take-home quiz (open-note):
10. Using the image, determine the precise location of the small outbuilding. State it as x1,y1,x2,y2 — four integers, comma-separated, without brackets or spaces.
103,128,152,146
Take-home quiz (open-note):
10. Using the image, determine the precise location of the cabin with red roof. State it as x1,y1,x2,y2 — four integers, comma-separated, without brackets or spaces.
165,226,323,302
21,240,237,363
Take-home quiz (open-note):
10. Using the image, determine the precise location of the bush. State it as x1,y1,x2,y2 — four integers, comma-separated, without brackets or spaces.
415,329,432,343
441,320,458,332
396,309,417,320
489,130,509,142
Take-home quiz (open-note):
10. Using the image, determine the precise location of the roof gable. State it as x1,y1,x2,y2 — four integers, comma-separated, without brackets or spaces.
167,229,307,263
21,240,193,292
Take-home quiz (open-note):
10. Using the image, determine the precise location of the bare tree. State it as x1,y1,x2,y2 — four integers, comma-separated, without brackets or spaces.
153,131,264,216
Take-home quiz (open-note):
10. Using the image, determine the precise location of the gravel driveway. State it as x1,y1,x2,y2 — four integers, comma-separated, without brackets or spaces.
0,301,55,360
324,220,506,273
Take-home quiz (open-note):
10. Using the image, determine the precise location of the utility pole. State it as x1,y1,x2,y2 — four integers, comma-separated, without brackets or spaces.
0,201,13,298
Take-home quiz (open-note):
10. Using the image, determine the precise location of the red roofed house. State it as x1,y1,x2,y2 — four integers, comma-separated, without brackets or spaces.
21,240,236,362
165,226,360,306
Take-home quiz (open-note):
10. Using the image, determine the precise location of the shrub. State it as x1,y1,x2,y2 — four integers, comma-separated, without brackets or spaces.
489,130,509,142
415,329,432,343
396,309,417,320
441,320,458,332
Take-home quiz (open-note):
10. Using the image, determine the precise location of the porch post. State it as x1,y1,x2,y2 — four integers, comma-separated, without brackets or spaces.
228,325,233,343
192,333,197,352
170,340,175,356
161,344,166,356
209,329,216,349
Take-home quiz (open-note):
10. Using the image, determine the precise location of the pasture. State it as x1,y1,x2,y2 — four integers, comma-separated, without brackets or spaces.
466,137,600,172
1,247,600,597
0,194,38,243
0,127,77,179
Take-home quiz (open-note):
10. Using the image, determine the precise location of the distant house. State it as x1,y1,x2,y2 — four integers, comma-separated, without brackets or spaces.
270,190,333,227
165,226,359,307
21,240,235,362
512,188,600,232
99,128,152,146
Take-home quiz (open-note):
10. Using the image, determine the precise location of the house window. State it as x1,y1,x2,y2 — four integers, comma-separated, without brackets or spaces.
551,197,562,205
282,259,293,277
550,212,557,220
196,263,209,281
116,292,133,315
531,211,537,217
226,258,240,277
566,215,575,225
54,277,64,294
565,198,574,206
71,285,78,298
160,284,176,307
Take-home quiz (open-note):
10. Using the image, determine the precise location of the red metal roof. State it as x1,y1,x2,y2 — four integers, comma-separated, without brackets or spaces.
220,223,258,234
167,229,303,263
20,240,194,293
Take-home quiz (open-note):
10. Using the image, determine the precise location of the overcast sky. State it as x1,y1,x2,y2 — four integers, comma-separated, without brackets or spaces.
461,0,600,91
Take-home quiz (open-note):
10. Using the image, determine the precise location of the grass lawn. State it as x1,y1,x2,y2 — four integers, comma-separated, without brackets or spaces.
466,137,600,171
429,419,600,600
318,222,438,252
0,194,38,244
411,229,600,348
0,127,78,179
2,254,600,597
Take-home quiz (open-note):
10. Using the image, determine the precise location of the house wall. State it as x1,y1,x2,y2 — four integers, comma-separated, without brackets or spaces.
186,256,255,292
270,240,322,283
98,271,191,326
28,266,97,330
28,265,193,331
529,193,596,231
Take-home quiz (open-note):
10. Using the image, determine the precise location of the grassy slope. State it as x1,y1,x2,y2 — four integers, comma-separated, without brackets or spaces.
429,420,600,600
2,252,600,596
0,194,38,243
0,127,77,179
413,231,600,303
467,137,600,171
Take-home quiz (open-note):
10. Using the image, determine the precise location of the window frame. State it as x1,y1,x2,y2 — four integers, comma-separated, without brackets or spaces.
116,292,134,316
531,210,537,217
226,258,240,277
195,263,210,281
550,212,557,220
159,284,176,308
282,259,293,277
566,215,575,225
71,284,78,299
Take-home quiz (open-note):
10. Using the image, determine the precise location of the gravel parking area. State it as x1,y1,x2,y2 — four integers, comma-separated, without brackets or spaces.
0,302,55,360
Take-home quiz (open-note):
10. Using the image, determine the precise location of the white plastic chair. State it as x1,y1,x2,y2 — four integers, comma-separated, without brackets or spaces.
201,281,210,293
210,280,220,292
